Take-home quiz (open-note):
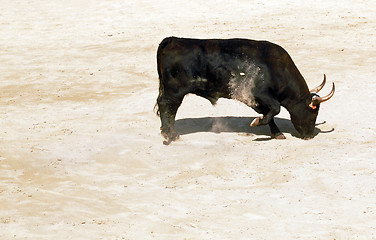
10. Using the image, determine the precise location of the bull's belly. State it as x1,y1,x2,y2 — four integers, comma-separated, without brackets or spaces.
192,62,265,109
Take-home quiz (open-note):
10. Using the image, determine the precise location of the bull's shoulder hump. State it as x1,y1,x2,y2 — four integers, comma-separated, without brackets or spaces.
259,40,289,53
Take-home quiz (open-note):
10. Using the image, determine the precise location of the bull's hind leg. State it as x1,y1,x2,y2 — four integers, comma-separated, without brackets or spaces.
157,94,183,145
249,97,286,139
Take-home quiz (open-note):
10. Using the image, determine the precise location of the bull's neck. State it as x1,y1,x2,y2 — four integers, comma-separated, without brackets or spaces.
281,80,311,112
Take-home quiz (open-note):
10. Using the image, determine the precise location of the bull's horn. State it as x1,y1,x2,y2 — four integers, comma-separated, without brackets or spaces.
310,74,326,93
317,82,335,103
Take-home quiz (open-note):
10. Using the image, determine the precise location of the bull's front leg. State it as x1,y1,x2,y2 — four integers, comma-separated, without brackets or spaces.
249,98,286,139
250,116,286,139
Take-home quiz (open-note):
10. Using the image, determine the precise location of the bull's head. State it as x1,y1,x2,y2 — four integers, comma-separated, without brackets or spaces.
290,74,335,139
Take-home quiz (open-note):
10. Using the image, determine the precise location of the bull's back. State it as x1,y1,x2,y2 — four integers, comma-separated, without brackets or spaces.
157,37,290,71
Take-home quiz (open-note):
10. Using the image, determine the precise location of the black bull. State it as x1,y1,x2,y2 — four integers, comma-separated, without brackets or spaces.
155,37,335,145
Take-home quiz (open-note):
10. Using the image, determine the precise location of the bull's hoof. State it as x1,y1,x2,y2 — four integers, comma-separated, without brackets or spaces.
250,117,260,127
161,130,179,145
272,133,286,140
161,131,169,140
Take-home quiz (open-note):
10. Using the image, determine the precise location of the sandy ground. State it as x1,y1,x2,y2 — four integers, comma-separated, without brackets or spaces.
1,0,376,239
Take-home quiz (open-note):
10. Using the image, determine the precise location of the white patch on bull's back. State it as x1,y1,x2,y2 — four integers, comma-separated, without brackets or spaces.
228,62,263,107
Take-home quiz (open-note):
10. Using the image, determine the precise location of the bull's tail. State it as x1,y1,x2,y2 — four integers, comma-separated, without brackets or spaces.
153,101,160,116
154,37,175,117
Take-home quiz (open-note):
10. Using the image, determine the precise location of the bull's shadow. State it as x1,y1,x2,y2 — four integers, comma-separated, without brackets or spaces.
175,116,318,140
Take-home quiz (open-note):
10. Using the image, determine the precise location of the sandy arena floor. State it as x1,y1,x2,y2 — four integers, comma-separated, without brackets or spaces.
1,0,376,239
